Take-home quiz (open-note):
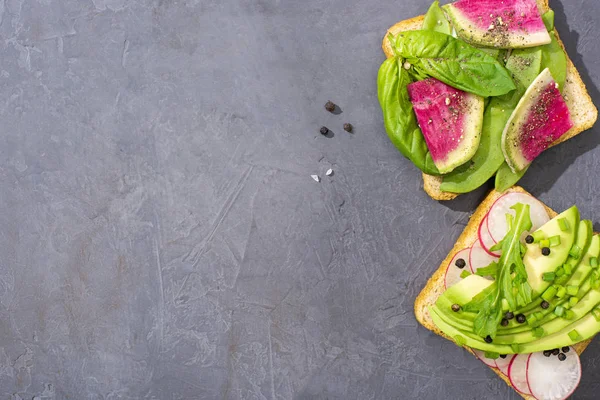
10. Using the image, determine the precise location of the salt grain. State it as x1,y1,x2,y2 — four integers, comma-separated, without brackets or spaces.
311,175,320,182
445,98,451,106
326,169,333,176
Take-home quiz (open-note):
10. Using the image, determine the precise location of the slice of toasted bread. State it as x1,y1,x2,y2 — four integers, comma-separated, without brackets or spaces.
414,186,594,399
381,0,598,201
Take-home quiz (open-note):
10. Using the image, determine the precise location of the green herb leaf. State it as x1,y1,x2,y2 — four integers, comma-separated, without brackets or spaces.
377,57,440,175
542,10,555,32
392,30,516,97
422,1,452,35
465,203,534,338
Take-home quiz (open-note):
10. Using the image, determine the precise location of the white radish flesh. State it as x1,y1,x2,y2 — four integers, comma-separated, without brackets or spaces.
495,354,515,376
526,347,581,400
469,241,498,276
472,349,498,368
487,192,549,243
478,212,501,257
508,353,532,395
444,248,471,289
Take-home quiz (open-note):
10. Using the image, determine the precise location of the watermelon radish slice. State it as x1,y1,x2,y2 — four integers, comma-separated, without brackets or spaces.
487,192,549,243
526,347,581,400
445,248,471,289
472,349,498,368
478,213,501,257
508,353,532,395
445,0,551,49
469,240,498,275
407,78,484,174
495,354,515,376
502,68,573,173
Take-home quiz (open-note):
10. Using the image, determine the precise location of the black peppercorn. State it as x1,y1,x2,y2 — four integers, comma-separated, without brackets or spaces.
499,354,507,359
451,304,461,312
500,318,509,327
558,353,567,361
525,235,534,244
484,335,493,343
455,258,467,269
562,346,570,353
343,123,353,133
325,101,336,113
543,350,552,357
516,314,526,323
541,301,550,309
552,348,560,356
542,247,551,256
505,311,515,320
320,126,329,136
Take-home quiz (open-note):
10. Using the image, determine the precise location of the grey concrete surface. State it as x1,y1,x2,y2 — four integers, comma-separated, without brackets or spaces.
1,0,599,399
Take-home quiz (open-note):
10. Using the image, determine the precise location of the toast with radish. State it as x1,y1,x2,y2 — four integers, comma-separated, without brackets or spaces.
415,186,599,399
379,0,598,201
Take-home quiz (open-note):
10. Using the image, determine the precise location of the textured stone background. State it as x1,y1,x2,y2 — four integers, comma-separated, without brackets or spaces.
1,0,599,399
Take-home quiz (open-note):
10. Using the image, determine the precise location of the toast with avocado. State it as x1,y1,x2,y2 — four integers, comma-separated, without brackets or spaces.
378,0,598,201
415,185,600,399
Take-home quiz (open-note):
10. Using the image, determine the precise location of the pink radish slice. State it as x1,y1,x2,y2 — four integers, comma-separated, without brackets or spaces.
478,212,500,257
444,248,471,289
487,192,549,243
495,354,515,376
508,354,532,395
526,347,581,400
472,349,497,368
469,241,498,275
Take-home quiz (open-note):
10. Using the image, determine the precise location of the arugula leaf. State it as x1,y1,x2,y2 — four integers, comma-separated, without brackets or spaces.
422,1,452,35
466,203,534,338
392,30,516,97
377,57,440,175
475,262,498,279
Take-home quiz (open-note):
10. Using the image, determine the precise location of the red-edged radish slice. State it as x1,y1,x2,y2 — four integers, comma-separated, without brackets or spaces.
478,212,500,257
495,354,515,376
508,354,532,395
487,192,549,243
526,348,581,400
472,349,497,368
444,248,471,289
469,241,498,275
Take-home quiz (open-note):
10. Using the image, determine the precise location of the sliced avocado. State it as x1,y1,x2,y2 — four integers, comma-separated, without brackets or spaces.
429,306,514,353
567,233,600,288
524,206,580,295
434,275,493,329
519,312,600,353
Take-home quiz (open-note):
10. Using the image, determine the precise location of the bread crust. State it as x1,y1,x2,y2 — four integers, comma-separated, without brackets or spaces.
381,0,598,201
414,186,594,399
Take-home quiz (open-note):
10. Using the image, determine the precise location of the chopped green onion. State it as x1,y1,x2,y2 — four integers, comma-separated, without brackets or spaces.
566,285,579,296
534,311,544,321
528,313,538,325
460,270,471,279
592,279,600,290
454,335,466,346
568,329,581,341
590,257,599,268
564,310,575,320
539,239,550,248
532,231,546,243
533,327,544,338
558,217,570,232
554,305,565,317
501,298,509,312
542,272,556,282
542,285,558,301
484,351,499,359
569,245,581,259
563,262,573,275
569,297,580,307
556,285,567,298
555,275,569,285
548,235,561,247
592,307,600,322
555,267,565,277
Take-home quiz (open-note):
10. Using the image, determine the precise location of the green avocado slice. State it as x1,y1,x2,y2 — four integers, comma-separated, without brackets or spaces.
524,206,580,295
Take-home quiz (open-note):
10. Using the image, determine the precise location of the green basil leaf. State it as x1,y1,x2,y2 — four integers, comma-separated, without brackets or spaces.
377,57,440,175
422,1,452,35
393,30,516,97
